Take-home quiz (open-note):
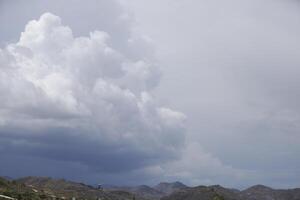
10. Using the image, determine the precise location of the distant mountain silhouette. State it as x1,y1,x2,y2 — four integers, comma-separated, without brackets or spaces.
15,176,136,200
1,176,300,200
104,184,164,200
239,184,300,200
104,181,187,200
162,184,300,200
0,176,13,181
154,182,188,195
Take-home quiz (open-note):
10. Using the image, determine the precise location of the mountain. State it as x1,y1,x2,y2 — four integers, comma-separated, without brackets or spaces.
0,176,50,200
16,176,104,199
162,184,300,200
154,182,188,195
2,176,300,200
104,181,187,200
14,177,136,200
161,185,238,200
240,185,300,200
104,185,164,200
129,185,164,200
0,177,13,181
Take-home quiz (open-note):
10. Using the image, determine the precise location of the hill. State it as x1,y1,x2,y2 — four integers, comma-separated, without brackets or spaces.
104,181,187,200
239,184,300,200
0,177,49,200
2,176,300,200
162,184,300,200
104,185,163,200
0,176,137,200
161,185,238,200
16,177,137,200
154,182,187,195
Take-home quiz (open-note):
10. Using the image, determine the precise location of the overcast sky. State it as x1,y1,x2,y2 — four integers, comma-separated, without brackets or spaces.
0,0,300,189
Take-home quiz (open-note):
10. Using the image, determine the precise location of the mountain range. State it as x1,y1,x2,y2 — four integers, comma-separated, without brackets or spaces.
161,184,300,200
104,181,187,200
1,176,300,200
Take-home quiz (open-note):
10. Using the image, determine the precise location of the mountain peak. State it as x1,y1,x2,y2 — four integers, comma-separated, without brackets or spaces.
244,184,273,192
154,181,187,195
156,181,186,187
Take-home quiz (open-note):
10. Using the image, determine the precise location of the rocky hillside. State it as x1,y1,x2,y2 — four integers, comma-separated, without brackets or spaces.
17,177,141,200
0,177,49,200
239,185,300,200
104,182,187,200
162,184,300,200
1,177,136,200
154,182,188,195
2,176,300,200
161,185,237,200
105,185,162,200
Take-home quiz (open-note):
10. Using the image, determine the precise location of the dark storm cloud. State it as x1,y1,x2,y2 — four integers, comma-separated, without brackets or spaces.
0,5,186,184
1,0,300,189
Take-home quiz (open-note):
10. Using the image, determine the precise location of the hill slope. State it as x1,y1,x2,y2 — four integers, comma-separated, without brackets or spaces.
161,185,238,200
104,181,187,200
154,182,188,195
240,185,300,200
16,177,137,200
2,176,300,200
104,185,163,200
162,184,300,200
0,177,49,200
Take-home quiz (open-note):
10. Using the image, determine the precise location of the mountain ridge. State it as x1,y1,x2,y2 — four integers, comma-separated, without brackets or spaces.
1,176,300,200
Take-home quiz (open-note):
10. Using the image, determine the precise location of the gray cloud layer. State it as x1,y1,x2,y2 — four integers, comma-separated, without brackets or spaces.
1,0,300,189
0,3,185,185
122,0,300,188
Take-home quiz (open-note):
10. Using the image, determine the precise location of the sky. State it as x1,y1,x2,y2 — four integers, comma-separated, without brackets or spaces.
0,0,300,189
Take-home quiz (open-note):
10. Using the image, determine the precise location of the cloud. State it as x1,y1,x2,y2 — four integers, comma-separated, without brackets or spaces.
121,0,300,188
2,0,300,188
137,141,250,187
0,12,186,178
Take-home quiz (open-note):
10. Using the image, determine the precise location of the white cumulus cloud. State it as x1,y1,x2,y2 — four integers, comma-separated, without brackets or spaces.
0,12,186,175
